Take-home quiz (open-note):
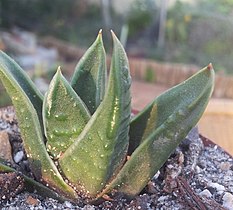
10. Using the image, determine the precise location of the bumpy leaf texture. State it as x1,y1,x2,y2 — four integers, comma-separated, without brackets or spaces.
43,68,90,159
59,31,131,197
101,64,214,198
71,30,107,114
0,51,77,200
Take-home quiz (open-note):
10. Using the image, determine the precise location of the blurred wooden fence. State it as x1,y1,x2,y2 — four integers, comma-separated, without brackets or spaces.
41,37,233,99
129,58,233,99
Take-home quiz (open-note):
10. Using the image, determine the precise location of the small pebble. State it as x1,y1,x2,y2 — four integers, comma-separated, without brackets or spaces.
25,195,39,206
0,131,13,162
219,162,232,171
14,151,24,163
83,205,95,210
153,171,160,180
195,165,202,173
217,190,225,195
222,192,233,210
157,195,167,202
64,201,72,208
207,182,225,192
147,181,157,194
199,189,212,198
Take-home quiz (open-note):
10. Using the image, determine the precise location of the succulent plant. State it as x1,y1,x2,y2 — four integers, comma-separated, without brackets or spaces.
0,30,214,204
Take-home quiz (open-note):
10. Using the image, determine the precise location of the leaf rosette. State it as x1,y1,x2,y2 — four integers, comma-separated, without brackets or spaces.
0,30,214,203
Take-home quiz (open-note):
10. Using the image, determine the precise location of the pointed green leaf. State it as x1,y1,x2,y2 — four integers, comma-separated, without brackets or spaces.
59,31,131,197
101,65,214,198
0,51,44,128
43,68,91,159
71,30,107,114
0,57,77,200
128,64,213,154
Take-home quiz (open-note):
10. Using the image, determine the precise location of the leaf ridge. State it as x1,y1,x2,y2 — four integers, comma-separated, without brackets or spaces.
100,66,214,198
43,68,91,159
0,56,77,199
0,51,44,128
58,32,131,197
71,31,107,114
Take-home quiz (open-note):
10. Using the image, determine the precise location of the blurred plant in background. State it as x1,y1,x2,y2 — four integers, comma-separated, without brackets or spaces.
0,0,105,47
126,0,155,38
163,0,233,75
0,0,233,75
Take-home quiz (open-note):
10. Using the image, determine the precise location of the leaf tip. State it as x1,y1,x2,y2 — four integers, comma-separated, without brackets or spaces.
110,30,122,47
207,63,213,71
110,30,117,40
55,66,63,79
57,66,61,72
97,29,103,40
98,29,103,35
96,29,103,44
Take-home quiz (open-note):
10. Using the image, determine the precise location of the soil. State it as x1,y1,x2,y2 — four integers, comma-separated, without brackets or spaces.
0,106,233,210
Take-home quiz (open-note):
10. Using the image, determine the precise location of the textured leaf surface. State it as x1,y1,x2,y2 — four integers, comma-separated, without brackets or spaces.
128,64,214,154
71,30,107,114
59,32,131,196
0,51,44,128
43,68,90,159
0,57,77,199
102,65,214,198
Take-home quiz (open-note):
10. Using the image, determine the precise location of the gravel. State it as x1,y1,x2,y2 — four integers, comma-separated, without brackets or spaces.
0,106,233,209
13,151,24,163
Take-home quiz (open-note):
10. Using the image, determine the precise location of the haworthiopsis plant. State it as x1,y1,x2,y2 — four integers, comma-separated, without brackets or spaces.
0,30,214,204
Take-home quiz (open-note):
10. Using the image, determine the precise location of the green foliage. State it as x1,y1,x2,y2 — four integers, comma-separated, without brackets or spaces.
144,67,156,83
43,68,91,159
166,1,191,44
126,0,156,36
0,50,77,200
0,0,103,46
0,31,214,204
196,0,233,15
71,31,107,114
164,0,233,75
0,82,11,107
0,0,75,29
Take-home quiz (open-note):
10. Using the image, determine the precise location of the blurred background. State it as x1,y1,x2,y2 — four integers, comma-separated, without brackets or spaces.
0,0,232,154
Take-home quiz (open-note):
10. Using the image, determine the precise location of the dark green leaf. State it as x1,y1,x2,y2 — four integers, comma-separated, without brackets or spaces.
0,51,44,129
0,56,77,200
43,68,90,159
101,65,214,198
128,64,214,154
59,31,131,197
71,30,107,114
